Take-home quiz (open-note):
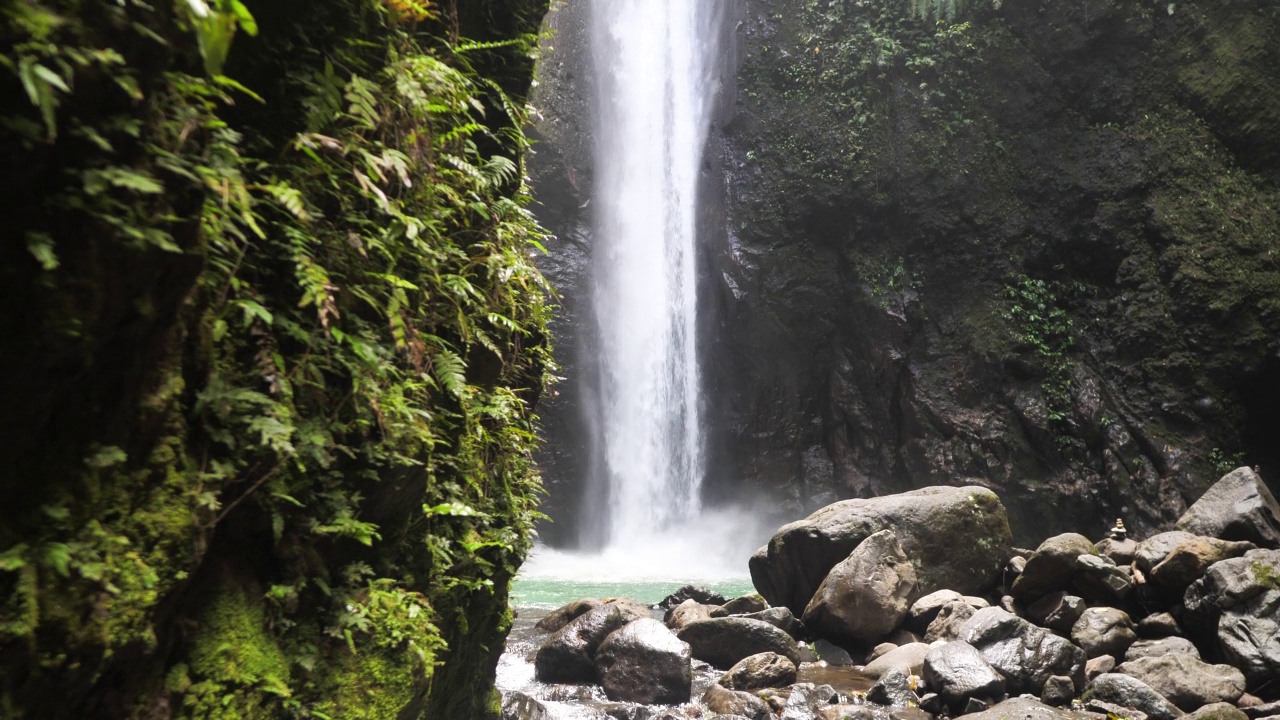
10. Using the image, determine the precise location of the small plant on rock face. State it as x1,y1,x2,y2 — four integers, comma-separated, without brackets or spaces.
1003,275,1076,425
1208,447,1245,476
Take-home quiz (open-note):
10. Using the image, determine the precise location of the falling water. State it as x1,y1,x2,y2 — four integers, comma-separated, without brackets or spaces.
588,0,720,547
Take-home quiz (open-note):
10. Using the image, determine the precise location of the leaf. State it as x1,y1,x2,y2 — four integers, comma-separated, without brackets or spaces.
423,502,482,517
0,545,29,572
432,348,467,398
43,543,73,577
85,445,128,468
234,299,274,328
26,232,58,270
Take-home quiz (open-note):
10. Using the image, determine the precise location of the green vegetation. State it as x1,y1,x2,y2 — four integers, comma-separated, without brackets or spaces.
1003,276,1076,425
0,0,550,717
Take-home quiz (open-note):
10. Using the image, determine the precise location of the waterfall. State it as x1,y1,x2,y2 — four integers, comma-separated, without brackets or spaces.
587,0,720,547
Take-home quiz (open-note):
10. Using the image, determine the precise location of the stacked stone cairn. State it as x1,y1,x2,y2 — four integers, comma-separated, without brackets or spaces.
509,469,1280,720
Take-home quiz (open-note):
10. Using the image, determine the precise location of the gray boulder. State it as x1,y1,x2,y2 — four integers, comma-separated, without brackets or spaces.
1027,592,1087,634
955,697,1103,720
868,669,921,707
923,640,1007,705
1098,537,1139,566
1041,675,1076,707
779,683,842,720
925,600,977,643
1136,613,1180,638
535,598,604,633
907,589,965,632
595,618,692,704
711,593,771,617
1012,534,1096,601
1176,467,1280,548
960,607,1086,695
862,642,931,679
665,599,715,630
1084,699,1150,720
1124,637,1200,661
1115,654,1246,711
1150,537,1257,594
1136,532,1203,575
1183,703,1249,720
1086,673,1183,720
751,486,1013,614
535,604,634,683
1085,655,1116,680
1183,549,1280,687
803,530,919,644
737,606,804,639
659,585,726,610
703,683,771,720
1071,607,1137,660
719,651,797,691
677,617,802,669
1073,554,1133,603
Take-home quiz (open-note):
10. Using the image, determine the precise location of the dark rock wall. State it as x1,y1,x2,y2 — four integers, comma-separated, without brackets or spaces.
530,0,1280,546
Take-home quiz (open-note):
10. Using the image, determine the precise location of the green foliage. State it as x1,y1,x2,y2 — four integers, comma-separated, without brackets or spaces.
1208,447,1245,476
1004,276,1077,424
0,0,551,717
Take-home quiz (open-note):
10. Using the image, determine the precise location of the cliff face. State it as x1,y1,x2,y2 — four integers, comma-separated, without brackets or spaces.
531,0,1280,545
0,1,549,717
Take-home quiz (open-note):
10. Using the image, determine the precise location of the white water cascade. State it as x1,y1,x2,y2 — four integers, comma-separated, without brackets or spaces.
588,0,718,550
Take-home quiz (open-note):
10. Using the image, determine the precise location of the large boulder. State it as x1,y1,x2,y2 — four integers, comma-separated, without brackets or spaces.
594,618,692,704
751,487,1012,614
738,606,804,639
1176,467,1280,548
955,697,1102,720
535,598,604,633
665,599,716,630
1124,637,1201,661
960,607,1086,695
1183,549,1280,687
703,683,772,720
1027,592,1087,634
535,604,636,683
1150,537,1257,595
924,600,977,643
868,669,921,707
659,585,726,610
862,642,931,679
1085,674,1184,720
802,530,919,644
906,590,965,632
676,617,803,669
719,651,797,691
1073,554,1133,604
1071,607,1137,660
711,593,770,617
923,640,1007,705
1115,654,1246,711
1012,534,1096,601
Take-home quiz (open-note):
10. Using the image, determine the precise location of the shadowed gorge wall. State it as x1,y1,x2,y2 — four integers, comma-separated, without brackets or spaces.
0,0,549,717
530,0,1280,546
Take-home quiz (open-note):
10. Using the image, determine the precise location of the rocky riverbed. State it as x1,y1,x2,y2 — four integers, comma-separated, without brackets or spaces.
500,467,1280,720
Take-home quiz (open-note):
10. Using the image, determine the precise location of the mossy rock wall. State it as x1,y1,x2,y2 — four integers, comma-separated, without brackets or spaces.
703,0,1280,541
0,0,550,717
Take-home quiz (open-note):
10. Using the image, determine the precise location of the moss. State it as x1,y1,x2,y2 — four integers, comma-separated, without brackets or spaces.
310,645,419,720
1252,561,1280,591
187,586,291,699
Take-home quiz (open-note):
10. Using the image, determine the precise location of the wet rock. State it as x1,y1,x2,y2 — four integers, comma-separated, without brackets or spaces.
958,697,1101,720
751,487,1013,614
867,642,898,664
1136,613,1181,638
1027,592,1087,634
1123,637,1200,661
1150,537,1257,594
720,652,797,691
737,606,804,639
677,617,802,669
1071,607,1137,659
1242,700,1280,718
959,607,1086,695
1183,549,1280,687
803,530,919,644
665,599,716,630
536,604,634,683
906,590,965,632
712,594,770,617
703,683,771,720
966,697,992,714
813,638,855,665
1137,533,1204,575
1184,703,1249,720
1098,537,1139,566
1084,699,1149,720
1176,467,1280,548
1085,673,1184,720
863,642,930,679
1115,654,1246,711
605,598,656,620
867,668,920,707
1073,554,1133,603
963,596,992,609
818,706,892,720
537,598,605,633
502,692,553,720
1085,655,1116,680
923,640,1007,705
595,618,692,704
1013,534,1096,601
925,600,977,643
919,693,946,714
659,585,726,610
780,682,841,719
1042,675,1076,706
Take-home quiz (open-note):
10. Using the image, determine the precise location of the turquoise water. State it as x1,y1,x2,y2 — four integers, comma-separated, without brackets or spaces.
510,576,757,609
